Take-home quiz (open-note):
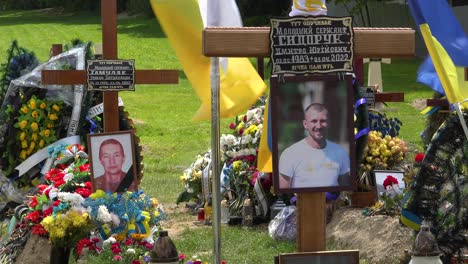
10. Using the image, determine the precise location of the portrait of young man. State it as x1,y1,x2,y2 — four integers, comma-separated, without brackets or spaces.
271,75,355,193
88,131,137,193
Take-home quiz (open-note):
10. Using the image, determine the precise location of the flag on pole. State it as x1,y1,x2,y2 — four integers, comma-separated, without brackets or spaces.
409,0,468,107
150,0,266,121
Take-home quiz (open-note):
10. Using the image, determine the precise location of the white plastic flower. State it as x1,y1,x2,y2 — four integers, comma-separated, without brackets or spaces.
97,205,112,223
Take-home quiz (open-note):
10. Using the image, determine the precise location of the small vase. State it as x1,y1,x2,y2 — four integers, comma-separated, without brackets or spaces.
50,246,71,264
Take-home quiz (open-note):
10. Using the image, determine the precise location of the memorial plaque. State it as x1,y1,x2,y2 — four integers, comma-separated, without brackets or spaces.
87,60,135,91
359,86,376,108
270,16,354,75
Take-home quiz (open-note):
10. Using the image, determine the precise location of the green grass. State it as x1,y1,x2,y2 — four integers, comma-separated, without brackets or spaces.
0,9,432,264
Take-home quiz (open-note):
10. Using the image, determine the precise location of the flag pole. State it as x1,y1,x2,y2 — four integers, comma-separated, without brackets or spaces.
208,0,222,262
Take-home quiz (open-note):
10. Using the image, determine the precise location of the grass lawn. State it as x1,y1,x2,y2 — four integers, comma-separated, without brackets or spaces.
0,9,434,264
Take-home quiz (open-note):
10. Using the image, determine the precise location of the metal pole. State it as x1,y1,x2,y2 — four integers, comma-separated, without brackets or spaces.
210,56,221,264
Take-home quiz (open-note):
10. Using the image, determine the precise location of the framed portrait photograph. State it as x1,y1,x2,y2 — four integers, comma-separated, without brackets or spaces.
271,74,356,193
372,170,405,198
278,250,359,264
87,130,138,193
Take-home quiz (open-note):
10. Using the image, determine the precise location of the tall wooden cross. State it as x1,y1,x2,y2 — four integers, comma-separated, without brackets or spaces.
41,0,178,132
203,26,414,252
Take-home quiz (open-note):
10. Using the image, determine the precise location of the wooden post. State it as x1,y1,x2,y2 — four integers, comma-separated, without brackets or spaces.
202,26,414,252
41,0,178,132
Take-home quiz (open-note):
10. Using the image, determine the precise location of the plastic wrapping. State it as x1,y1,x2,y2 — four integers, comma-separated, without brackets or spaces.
0,46,87,179
268,205,296,241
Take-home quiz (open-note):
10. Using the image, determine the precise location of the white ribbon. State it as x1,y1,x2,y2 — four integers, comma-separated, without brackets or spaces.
15,135,81,176
202,159,212,203
87,97,124,118
254,173,268,218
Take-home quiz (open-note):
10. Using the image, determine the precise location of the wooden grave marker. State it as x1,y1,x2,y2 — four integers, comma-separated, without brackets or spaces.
203,26,414,252
42,0,178,132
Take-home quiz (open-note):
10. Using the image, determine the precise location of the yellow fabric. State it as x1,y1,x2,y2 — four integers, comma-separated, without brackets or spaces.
257,99,272,172
150,0,266,121
420,24,468,108
420,106,433,115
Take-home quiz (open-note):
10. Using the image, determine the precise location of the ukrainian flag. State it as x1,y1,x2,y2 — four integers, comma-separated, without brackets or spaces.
409,0,468,107
403,0,468,230
150,0,266,121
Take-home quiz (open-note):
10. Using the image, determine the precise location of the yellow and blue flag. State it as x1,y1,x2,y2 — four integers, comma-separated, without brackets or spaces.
150,0,266,121
402,0,468,230
409,0,468,107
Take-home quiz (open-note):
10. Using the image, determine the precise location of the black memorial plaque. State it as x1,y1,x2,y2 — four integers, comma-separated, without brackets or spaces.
359,86,376,108
270,16,354,75
87,60,135,91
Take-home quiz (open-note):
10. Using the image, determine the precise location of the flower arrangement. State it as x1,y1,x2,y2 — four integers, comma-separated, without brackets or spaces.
176,151,211,205
12,95,63,161
359,130,408,174
220,104,273,217
24,144,93,239
81,236,154,264
178,254,213,264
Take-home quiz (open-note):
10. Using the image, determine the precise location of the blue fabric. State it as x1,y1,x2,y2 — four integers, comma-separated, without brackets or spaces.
417,56,445,95
409,0,468,67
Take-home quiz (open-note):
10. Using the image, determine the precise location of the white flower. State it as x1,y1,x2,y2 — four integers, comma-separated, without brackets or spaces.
63,173,74,183
58,192,84,206
103,236,116,247
126,248,136,254
187,187,194,193
97,205,112,223
110,213,120,227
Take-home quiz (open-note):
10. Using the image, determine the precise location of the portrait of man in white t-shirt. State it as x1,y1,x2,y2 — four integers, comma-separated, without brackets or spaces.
279,103,350,189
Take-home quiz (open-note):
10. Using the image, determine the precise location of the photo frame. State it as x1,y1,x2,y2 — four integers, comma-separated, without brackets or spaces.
271,74,356,193
87,130,138,193
278,250,359,264
372,170,405,198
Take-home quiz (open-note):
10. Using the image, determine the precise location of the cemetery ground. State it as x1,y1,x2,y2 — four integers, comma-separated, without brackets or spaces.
0,8,435,264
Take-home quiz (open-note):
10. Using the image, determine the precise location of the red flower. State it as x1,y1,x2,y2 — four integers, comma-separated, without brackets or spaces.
415,153,425,163
53,200,61,207
25,211,41,223
124,238,133,245
238,128,244,135
36,184,48,194
179,254,187,261
79,163,90,172
229,123,236,129
31,224,47,236
75,188,91,198
43,207,53,217
28,197,38,208
243,115,247,122
131,261,141,264
383,175,399,189
194,261,202,264
85,181,92,189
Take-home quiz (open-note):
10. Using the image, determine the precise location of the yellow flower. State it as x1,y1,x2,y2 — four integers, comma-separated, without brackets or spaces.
30,122,39,131
19,120,28,129
47,122,54,129
39,139,45,148
52,104,60,112
130,233,147,241
193,170,202,179
28,98,37,109
29,141,36,151
153,210,160,218
39,102,47,109
20,106,29,114
19,150,27,160
236,122,245,131
19,132,26,141
31,110,39,118
89,190,106,199
233,160,243,171
43,129,51,137
48,113,58,121
31,133,38,142
151,198,159,207
21,140,28,149
180,175,187,183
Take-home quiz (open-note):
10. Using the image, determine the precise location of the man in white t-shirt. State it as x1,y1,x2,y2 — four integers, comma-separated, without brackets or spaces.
279,103,350,188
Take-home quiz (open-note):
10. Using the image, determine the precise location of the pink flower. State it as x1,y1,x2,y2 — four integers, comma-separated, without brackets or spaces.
179,254,187,261
113,255,122,261
229,123,236,129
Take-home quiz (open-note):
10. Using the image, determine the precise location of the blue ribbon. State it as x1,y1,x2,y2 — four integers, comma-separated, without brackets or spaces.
86,116,97,134
355,98,367,110
355,128,370,140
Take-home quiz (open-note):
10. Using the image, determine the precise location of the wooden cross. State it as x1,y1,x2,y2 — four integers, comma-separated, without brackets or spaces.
203,26,414,252
41,0,178,132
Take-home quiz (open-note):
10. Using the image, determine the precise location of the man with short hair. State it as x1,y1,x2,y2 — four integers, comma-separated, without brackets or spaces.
279,103,350,188
94,138,136,192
